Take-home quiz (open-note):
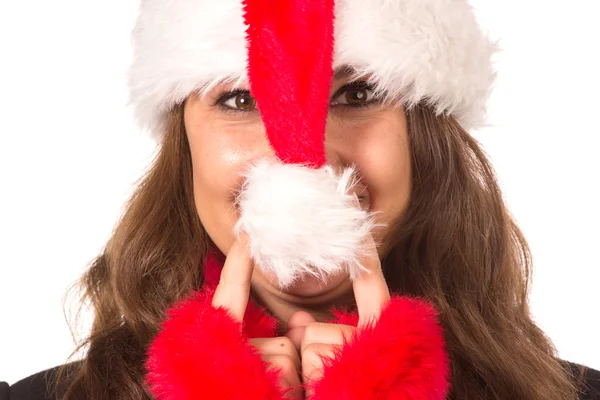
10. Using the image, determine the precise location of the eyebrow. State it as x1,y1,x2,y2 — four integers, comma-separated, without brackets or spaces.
333,65,358,81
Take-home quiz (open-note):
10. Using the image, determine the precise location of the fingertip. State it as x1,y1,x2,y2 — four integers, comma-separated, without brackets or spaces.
237,230,250,248
363,232,379,261
287,311,317,331
353,232,391,325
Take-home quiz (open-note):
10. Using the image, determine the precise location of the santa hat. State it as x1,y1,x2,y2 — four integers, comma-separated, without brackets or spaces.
128,0,497,287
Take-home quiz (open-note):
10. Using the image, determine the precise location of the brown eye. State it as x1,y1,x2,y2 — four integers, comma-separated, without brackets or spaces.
221,92,257,111
344,88,369,105
234,93,256,110
331,82,376,107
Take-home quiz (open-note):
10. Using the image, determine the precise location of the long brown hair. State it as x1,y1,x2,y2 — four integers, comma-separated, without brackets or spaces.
54,103,585,399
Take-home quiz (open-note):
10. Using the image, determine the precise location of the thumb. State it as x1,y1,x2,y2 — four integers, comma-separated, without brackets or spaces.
285,311,317,352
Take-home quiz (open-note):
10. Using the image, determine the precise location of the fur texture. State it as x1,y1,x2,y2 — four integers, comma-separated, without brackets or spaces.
243,0,334,167
128,0,497,138
309,297,451,400
145,287,283,400
234,160,378,288
146,273,450,399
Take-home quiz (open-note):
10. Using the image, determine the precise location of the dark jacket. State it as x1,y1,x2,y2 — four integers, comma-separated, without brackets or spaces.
1,360,599,399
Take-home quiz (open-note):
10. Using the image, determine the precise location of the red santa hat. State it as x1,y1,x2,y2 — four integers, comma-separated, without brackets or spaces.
128,0,497,288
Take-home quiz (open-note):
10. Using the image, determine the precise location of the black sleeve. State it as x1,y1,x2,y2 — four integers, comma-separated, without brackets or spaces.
0,381,10,400
579,365,600,400
0,366,64,400
2,361,598,399
564,361,600,400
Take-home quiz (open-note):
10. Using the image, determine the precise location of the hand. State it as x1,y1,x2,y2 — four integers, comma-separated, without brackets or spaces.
212,235,303,399
285,233,390,397
249,336,303,399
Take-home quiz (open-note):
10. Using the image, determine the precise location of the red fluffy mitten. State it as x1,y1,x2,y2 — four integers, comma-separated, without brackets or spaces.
144,288,285,400
308,296,450,400
147,252,450,399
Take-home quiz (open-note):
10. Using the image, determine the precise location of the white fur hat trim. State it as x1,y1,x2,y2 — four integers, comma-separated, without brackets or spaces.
234,160,379,288
128,0,498,138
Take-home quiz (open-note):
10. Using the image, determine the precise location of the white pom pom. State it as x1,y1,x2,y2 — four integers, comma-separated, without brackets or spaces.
234,160,377,288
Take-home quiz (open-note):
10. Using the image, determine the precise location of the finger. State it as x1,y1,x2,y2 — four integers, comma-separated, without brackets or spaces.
300,322,355,354
301,343,336,395
287,310,317,331
285,311,317,351
211,234,254,322
250,337,301,371
353,233,391,328
284,327,306,354
261,354,303,400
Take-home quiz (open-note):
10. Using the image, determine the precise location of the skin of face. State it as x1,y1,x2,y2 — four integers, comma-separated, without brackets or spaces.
184,72,412,324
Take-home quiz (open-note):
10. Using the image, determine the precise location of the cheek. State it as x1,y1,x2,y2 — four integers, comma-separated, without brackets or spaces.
342,115,412,244
185,116,271,254
190,144,239,254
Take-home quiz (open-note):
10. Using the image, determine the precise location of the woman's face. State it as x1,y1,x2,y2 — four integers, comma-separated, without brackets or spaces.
184,71,412,297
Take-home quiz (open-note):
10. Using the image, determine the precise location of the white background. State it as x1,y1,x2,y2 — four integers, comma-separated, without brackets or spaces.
0,0,598,385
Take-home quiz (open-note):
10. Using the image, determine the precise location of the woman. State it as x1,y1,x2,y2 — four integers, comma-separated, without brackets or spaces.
1,0,599,399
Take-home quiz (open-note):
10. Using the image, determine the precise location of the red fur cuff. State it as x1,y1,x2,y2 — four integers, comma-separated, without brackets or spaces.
309,296,451,400
145,289,286,400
